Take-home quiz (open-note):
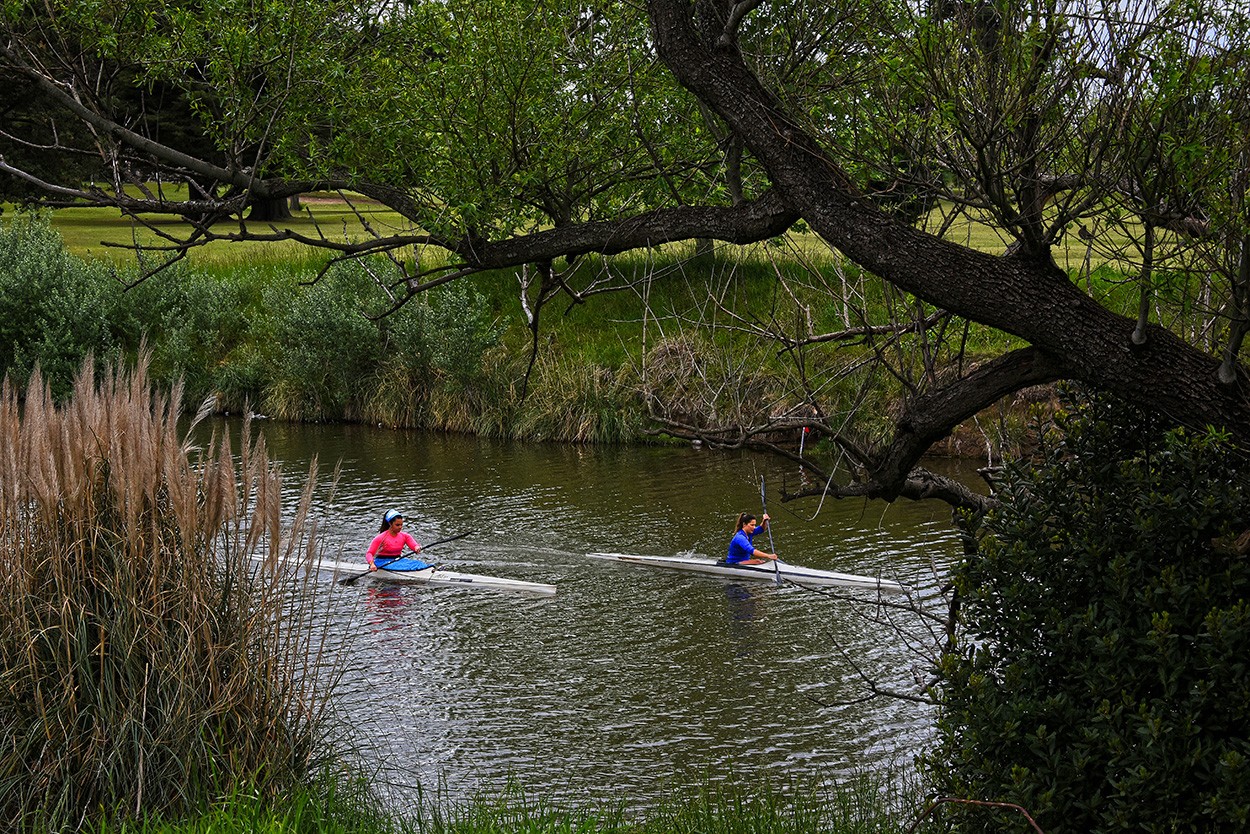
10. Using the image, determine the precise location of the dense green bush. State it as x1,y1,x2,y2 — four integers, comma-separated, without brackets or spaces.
120,263,272,406
927,392,1250,833
423,280,502,390
0,215,896,443
261,267,384,420
0,214,119,398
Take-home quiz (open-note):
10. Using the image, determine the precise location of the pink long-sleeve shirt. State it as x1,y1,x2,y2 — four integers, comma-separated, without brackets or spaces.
367,530,421,562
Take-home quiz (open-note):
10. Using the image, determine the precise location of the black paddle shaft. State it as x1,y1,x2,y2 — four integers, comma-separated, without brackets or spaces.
760,476,780,584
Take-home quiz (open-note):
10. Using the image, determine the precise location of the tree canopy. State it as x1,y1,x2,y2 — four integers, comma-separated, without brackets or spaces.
2,0,1249,510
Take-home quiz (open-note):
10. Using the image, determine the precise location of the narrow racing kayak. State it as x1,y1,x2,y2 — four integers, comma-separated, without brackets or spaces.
586,552,905,593
369,557,557,595
268,553,557,595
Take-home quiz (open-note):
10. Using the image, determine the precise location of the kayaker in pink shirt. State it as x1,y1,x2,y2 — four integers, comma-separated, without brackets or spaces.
366,509,423,570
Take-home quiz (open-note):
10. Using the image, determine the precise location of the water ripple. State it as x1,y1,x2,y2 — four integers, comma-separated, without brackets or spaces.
221,419,969,811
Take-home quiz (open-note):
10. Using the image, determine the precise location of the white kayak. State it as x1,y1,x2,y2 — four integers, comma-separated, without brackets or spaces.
272,554,557,596
587,552,906,593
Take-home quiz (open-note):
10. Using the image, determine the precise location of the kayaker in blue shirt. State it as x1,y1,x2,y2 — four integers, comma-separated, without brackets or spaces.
725,512,778,565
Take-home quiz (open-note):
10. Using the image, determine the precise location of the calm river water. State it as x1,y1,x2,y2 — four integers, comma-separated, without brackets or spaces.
240,418,972,813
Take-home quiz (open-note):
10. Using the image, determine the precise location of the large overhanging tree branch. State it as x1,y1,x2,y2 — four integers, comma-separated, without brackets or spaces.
0,45,296,201
0,42,795,281
0,1,796,274
647,0,1250,452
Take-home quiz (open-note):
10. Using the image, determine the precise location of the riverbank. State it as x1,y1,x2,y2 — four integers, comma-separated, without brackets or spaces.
2,213,1048,464
88,774,927,834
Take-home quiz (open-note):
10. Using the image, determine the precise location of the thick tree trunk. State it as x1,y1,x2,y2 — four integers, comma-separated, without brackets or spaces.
647,0,1250,449
247,196,293,221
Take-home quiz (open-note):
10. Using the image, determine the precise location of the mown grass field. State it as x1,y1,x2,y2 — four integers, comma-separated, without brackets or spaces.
49,193,1107,272
51,198,417,266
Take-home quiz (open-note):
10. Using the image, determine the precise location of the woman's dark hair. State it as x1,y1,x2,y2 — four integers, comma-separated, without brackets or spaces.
378,510,404,533
735,512,756,532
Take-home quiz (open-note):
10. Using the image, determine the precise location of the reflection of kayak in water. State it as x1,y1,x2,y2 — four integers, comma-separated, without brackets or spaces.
586,552,906,593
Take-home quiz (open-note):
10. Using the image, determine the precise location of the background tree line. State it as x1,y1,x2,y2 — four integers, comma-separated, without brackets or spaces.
2,0,1248,510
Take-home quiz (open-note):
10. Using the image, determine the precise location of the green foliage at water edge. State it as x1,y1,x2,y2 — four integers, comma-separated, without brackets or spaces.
84,773,921,834
927,390,1250,832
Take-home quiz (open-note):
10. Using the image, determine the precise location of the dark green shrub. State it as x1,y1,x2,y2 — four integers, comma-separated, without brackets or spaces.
927,392,1250,833
0,215,119,397
363,295,435,426
120,264,270,406
423,280,502,389
262,266,383,420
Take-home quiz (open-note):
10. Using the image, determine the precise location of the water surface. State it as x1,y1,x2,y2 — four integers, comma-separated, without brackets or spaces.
242,419,970,811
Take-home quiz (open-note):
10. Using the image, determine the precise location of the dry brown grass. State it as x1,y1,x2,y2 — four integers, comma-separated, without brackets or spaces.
0,353,343,829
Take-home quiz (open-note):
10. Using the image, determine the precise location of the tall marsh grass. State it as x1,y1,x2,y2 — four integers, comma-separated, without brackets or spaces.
0,355,344,830
81,772,923,833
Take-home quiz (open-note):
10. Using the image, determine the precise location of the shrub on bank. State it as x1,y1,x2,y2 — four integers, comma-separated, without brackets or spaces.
0,214,976,450
0,217,654,441
0,215,119,399
927,391,1250,832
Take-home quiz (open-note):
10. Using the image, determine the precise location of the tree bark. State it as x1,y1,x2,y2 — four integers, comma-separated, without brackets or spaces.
247,196,293,221
648,0,1250,446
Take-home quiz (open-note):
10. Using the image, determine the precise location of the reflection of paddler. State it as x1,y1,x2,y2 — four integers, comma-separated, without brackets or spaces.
723,583,762,660
364,585,407,611
724,583,759,621
723,512,777,566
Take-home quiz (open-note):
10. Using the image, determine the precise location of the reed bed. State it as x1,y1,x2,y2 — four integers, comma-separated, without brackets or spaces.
76,772,928,834
0,354,344,831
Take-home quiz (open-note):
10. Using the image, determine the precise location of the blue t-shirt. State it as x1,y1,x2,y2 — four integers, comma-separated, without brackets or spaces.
726,528,758,564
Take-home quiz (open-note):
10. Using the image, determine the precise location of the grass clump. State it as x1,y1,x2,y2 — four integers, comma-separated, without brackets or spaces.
0,353,345,831
88,777,388,833
411,774,916,834
85,771,922,834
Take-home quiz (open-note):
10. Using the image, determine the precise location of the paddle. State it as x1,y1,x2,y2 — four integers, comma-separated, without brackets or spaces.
338,530,475,586
760,476,781,586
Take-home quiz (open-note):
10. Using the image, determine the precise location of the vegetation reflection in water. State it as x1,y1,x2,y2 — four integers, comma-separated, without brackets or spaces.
228,418,970,813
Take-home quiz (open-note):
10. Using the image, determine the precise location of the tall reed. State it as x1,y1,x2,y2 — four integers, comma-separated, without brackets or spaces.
0,354,343,830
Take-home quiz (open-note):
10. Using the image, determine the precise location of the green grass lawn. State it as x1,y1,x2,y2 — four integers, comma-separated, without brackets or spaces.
47,192,420,265
32,186,1146,290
